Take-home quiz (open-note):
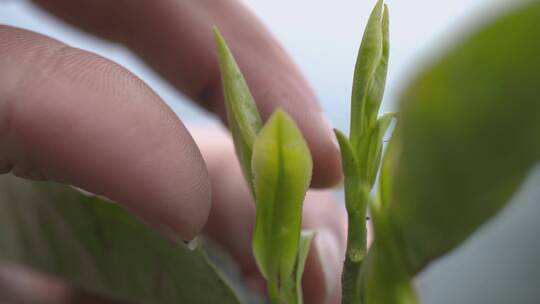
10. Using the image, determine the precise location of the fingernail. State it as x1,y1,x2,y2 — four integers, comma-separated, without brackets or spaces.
314,228,342,301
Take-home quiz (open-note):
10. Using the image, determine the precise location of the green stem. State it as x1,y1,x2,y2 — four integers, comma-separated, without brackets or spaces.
268,280,281,304
341,180,369,304
342,254,363,304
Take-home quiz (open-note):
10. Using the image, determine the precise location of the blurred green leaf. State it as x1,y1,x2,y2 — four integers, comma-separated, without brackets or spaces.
350,0,389,152
363,199,417,304
388,1,540,273
0,176,240,304
215,28,263,187
251,110,312,287
378,126,400,208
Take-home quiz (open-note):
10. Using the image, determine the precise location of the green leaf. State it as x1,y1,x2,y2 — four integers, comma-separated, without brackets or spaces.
362,112,395,186
378,126,400,208
334,130,361,200
350,0,389,152
0,176,240,304
294,230,315,304
251,110,313,285
215,28,263,187
388,1,540,274
278,230,314,304
365,4,390,131
363,199,417,304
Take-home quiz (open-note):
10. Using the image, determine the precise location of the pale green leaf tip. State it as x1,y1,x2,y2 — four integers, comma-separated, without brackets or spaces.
213,27,223,46
271,107,289,121
213,27,233,63
333,129,354,155
374,0,384,17
333,128,348,143
213,27,224,50
265,108,291,132
382,4,390,33
268,109,308,143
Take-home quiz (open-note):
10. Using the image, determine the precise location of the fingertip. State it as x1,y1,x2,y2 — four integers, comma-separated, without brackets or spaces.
296,110,343,188
130,132,213,242
301,191,347,304
0,26,213,243
309,131,343,189
302,228,343,304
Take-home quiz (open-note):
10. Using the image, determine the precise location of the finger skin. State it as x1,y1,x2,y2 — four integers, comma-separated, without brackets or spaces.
31,0,342,188
190,126,346,304
0,26,210,241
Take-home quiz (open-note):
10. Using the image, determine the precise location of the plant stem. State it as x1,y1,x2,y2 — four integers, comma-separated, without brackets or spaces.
342,253,363,304
268,279,283,304
341,180,369,304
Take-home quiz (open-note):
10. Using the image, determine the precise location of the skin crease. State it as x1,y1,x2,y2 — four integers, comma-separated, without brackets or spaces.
0,0,346,303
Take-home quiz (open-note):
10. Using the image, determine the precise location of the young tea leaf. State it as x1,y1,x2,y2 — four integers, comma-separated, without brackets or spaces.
251,110,313,286
363,112,396,186
350,0,389,152
388,1,540,274
364,4,390,132
214,28,263,187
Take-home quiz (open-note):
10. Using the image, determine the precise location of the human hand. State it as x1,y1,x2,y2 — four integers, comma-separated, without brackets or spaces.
0,0,344,302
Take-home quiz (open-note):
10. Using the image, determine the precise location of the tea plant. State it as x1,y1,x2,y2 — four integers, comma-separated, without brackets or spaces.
0,0,539,303
214,1,396,302
214,0,540,303
215,29,315,304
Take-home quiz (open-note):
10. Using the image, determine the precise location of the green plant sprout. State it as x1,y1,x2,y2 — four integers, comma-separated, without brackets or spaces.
215,0,540,303
214,0,397,302
215,29,315,304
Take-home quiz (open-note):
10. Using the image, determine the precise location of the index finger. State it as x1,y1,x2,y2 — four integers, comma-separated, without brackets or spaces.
31,0,342,187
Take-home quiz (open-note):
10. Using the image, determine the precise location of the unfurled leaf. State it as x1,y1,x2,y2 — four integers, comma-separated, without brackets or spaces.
388,1,540,274
363,199,417,304
0,176,240,304
251,110,313,286
214,28,263,186
350,0,389,152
